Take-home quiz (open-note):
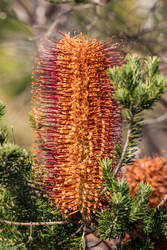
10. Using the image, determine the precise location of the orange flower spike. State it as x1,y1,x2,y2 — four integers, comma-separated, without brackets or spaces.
32,33,125,215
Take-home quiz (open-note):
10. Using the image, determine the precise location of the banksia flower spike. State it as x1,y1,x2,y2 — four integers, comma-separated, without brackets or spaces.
32,33,124,215
126,157,167,207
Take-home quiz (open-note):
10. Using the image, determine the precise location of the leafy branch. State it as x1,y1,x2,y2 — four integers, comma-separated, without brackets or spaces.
97,54,167,248
114,113,134,176
108,54,167,174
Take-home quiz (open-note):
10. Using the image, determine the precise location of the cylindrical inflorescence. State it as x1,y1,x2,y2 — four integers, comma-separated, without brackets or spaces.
32,33,125,214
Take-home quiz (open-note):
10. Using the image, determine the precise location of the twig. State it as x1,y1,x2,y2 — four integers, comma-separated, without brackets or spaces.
58,224,83,245
89,239,103,248
11,126,16,144
45,8,74,38
0,219,67,226
100,115,134,196
157,195,167,209
12,0,35,24
100,114,134,196
113,113,134,176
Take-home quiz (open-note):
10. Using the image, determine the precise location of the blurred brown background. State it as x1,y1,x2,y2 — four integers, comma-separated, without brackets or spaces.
0,0,167,157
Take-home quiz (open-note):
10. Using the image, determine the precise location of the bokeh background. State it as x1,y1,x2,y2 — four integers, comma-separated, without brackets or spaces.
0,0,167,157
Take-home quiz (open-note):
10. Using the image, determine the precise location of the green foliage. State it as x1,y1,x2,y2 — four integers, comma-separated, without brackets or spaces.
0,183,81,249
130,183,153,222
0,101,5,119
0,103,8,146
0,240,25,250
108,54,167,167
0,104,81,249
98,159,167,248
99,159,152,239
29,111,43,130
108,54,166,114
29,112,36,129
100,55,167,248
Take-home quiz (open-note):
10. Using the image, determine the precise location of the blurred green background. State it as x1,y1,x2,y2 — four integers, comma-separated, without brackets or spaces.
0,0,167,156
